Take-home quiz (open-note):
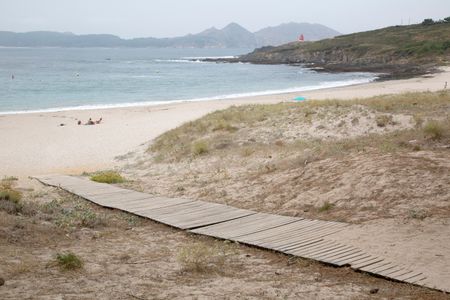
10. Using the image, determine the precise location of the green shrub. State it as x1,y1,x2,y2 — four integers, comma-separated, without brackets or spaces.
90,171,125,184
423,121,444,140
192,141,209,156
56,252,83,270
421,18,435,26
0,179,22,204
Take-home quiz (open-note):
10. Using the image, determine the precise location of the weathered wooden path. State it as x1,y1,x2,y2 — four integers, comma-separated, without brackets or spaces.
34,174,444,292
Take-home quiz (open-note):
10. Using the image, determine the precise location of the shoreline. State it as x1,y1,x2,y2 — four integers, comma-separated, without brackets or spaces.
1,66,449,178
0,76,376,116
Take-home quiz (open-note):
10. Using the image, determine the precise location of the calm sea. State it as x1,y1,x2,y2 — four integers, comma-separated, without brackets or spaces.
0,47,376,114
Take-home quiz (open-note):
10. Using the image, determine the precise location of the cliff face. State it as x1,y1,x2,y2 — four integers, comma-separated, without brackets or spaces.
236,23,450,77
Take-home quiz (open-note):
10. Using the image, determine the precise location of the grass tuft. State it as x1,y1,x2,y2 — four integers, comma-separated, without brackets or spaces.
192,140,209,156
423,120,446,140
56,252,83,270
0,178,22,204
318,201,335,213
177,242,235,273
375,114,394,127
90,171,125,184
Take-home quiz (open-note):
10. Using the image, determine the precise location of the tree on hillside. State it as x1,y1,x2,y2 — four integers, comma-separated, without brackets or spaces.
444,17,450,23
422,18,435,25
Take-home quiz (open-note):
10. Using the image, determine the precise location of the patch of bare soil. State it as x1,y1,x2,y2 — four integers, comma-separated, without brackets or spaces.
0,184,447,300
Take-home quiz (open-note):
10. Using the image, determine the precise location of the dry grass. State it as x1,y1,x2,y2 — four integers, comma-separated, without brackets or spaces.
375,114,394,127
149,91,450,163
177,241,237,273
423,120,448,140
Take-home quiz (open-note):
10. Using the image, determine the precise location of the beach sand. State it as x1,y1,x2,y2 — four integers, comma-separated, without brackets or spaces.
1,67,449,178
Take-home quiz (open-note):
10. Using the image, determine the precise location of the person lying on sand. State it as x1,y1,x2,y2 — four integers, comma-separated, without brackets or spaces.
77,118,102,125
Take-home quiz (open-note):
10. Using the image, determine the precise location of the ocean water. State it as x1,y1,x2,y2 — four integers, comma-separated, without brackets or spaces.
0,47,376,114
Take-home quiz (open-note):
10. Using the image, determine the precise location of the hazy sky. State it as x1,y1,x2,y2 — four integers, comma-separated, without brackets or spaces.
0,0,449,38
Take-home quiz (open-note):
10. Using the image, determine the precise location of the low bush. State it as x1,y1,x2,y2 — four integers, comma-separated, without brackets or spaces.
56,252,83,270
177,242,235,273
90,171,125,184
423,121,445,140
0,179,22,203
318,201,335,213
192,140,209,156
375,114,394,127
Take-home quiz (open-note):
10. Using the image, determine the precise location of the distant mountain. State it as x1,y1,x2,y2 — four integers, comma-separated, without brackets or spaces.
196,23,257,48
255,22,341,46
0,22,339,48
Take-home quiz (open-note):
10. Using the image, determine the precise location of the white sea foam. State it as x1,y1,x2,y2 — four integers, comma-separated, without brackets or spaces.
154,59,206,63
182,56,236,60
154,56,236,63
0,77,376,116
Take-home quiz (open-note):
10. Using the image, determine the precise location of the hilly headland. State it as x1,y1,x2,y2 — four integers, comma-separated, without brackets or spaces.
220,21,450,78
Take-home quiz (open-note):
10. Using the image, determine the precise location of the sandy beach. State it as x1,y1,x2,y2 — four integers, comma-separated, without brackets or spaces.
1,67,449,178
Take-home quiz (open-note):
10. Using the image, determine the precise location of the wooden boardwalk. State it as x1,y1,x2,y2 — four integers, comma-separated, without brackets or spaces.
34,174,440,292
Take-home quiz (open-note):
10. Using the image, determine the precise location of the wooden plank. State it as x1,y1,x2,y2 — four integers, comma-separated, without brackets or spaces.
278,227,348,251
239,220,342,245
192,213,271,235
156,206,252,224
314,247,361,261
404,275,428,284
333,253,373,266
352,258,384,269
84,192,154,206
139,207,255,229
197,214,301,239
385,269,414,279
319,250,365,266
382,268,408,277
173,212,256,230
282,238,325,253
154,206,242,222
120,198,193,211
361,262,395,273
294,241,345,256
286,240,337,256
395,272,424,282
298,243,349,259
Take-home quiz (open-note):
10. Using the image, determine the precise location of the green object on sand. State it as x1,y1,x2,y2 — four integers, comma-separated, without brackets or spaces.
294,96,306,101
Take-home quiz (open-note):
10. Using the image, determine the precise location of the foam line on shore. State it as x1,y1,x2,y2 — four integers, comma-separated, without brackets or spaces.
0,77,376,115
